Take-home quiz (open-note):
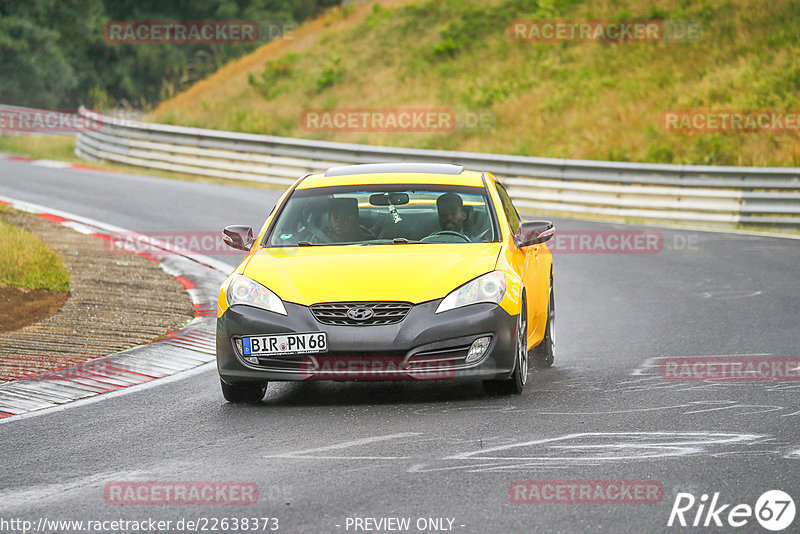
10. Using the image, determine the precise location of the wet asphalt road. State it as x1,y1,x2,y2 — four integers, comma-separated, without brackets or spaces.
1,159,798,533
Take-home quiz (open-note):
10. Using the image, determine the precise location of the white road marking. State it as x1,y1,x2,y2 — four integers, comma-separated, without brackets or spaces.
700,290,763,299
412,405,524,416
629,357,662,376
407,461,577,474
683,403,783,415
30,160,72,169
710,450,781,458
263,432,422,459
405,432,769,473
443,432,765,461
61,220,97,235
767,383,800,392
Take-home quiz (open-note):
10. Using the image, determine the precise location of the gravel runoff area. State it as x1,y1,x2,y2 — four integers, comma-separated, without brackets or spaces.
0,209,195,383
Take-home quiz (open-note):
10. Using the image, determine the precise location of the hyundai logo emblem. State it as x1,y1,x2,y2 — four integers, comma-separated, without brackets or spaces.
346,307,374,321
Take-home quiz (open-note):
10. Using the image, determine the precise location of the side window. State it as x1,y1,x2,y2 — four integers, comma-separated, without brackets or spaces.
495,182,521,234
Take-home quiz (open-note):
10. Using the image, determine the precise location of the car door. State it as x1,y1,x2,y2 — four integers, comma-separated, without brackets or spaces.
494,181,549,346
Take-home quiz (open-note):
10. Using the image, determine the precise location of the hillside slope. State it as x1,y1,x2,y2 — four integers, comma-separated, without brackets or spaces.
151,0,800,166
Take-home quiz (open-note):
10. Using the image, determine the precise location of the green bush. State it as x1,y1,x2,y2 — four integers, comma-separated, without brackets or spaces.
248,52,300,100
316,56,344,91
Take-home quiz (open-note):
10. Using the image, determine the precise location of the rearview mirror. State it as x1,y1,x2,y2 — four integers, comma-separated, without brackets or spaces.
369,192,410,206
222,225,255,251
515,221,554,248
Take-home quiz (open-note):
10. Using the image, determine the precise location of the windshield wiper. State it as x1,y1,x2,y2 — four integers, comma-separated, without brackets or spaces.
298,239,419,246
298,241,365,246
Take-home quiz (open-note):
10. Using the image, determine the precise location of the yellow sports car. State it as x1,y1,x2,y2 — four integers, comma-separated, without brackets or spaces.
216,163,555,402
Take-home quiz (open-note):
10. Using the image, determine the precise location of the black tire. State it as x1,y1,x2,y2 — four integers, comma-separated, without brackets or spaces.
531,275,554,368
484,294,528,395
220,378,268,404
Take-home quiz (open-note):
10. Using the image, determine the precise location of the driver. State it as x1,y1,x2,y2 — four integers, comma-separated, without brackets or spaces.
436,193,468,235
327,197,364,242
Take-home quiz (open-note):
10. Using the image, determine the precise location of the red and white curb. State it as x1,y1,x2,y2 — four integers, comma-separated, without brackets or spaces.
0,195,231,419
0,152,109,173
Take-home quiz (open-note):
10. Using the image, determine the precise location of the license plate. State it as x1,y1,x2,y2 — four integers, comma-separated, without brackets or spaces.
241,332,327,356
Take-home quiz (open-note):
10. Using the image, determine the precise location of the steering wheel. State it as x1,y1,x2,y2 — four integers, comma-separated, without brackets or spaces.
304,221,334,242
423,230,471,243
302,222,378,243
358,225,378,240
472,227,492,242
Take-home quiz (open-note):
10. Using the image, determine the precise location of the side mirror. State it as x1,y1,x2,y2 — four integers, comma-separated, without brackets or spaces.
222,225,255,251
515,221,554,248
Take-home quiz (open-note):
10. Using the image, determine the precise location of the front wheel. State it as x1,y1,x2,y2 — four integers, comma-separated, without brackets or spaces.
531,276,554,368
220,379,268,404
484,295,527,395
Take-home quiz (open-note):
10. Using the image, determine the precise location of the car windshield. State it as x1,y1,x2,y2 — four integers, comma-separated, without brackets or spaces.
267,184,498,246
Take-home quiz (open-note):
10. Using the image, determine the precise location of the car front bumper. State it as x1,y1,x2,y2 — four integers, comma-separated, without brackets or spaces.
216,299,517,383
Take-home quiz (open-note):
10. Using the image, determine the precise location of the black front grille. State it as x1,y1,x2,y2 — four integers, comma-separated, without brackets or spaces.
310,302,413,326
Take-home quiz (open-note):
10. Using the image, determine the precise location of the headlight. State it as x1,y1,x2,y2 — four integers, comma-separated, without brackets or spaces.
435,271,506,314
226,274,287,315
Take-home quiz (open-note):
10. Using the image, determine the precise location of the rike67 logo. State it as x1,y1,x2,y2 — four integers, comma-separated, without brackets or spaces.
668,490,796,531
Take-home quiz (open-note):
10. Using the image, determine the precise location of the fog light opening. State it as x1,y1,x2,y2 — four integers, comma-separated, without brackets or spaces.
235,337,258,364
465,336,491,363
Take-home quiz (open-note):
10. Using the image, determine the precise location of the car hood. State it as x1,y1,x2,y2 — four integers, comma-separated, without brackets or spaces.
242,243,502,306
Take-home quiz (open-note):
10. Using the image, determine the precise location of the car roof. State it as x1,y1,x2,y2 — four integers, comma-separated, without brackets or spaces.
297,163,487,189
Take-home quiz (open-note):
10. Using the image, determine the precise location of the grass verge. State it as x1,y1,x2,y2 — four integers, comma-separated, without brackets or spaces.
0,205,70,292
151,0,800,167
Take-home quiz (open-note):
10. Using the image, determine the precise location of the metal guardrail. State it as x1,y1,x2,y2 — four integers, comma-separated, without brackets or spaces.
73,107,800,228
